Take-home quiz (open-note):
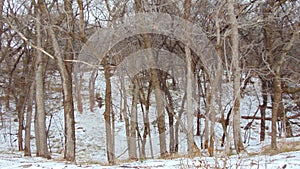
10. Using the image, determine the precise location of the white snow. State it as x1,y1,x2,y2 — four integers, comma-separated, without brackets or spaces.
1,75,300,168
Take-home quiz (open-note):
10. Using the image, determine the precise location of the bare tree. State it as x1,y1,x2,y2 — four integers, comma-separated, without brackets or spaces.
184,0,194,157
228,0,245,154
34,0,51,158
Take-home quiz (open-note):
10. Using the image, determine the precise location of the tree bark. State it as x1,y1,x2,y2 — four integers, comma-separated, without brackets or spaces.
162,78,175,154
24,81,34,156
89,69,98,112
34,2,51,159
228,0,245,154
103,60,115,164
0,0,3,52
120,72,131,159
129,78,138,160
16,78,26,151
74,72,83,113
52,0,76,161
184,0,195,157
174,93,186,153
260,78,268,141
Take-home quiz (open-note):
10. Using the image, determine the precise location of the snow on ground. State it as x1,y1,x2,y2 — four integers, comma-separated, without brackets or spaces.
0,150,300,168
1,76,300,168
1,108,300,169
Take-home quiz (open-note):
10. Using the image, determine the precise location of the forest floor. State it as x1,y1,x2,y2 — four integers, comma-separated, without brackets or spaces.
1,77,300,168
1,108,300,169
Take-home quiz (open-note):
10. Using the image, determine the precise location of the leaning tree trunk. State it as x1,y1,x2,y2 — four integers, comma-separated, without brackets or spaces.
50,31,76,161
48,22,76,162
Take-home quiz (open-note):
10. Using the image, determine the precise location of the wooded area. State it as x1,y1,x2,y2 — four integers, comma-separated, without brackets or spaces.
0,0,299,165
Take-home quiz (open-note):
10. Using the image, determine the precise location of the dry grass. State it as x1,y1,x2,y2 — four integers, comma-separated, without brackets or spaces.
261,139,300,155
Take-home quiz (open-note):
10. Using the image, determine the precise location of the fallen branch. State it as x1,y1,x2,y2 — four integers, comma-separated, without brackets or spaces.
242,112,300,120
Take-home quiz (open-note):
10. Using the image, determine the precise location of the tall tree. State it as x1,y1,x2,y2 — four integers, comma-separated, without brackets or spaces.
228,0,245,154
37,0,76,161
61,0,76,160
34,1,51,158
184,0,194,157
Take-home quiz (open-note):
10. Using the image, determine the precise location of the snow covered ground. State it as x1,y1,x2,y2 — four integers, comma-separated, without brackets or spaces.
1,76,300,168
0,149,300,168
1,108,300,169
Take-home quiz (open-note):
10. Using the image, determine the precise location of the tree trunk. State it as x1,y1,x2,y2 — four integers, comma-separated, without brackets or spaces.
151,69,167,157
103,61,115,164
196,74,201,137
185,45,194,156
34,2,51,159
146,82,154,158
139,78,151,159
129,78,138,160
260,78,268,141
141,38,167,157
16,78,26,151
89,69,98,112
24,81,34,156
48,22,76,162
184,0,194,157
18,51,33,152
74,72,83,113
228,0,245,154
45,0,76,161
120,72,131,159
0,0,3,52
162,78,175,155
174,93,186,153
